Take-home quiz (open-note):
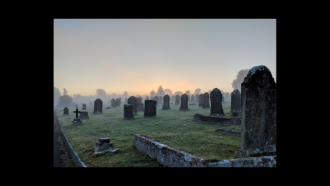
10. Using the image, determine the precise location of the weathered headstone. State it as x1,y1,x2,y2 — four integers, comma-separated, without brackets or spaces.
124,104,134,119
115,98,120,107
72,108,82,125
111,98,116,107
127,96,137,115
79,111,89,120
179,94,189,110
231,89,241,115
191,95,195,102
93,98,103,114
94,138,119,156
162,94,170,110
234,65,276,158
202,92,210,108
63,107,69,115
175,95,180,105
210,88,225,116
82,104,86,110
198,94,204,107
144,100,156,117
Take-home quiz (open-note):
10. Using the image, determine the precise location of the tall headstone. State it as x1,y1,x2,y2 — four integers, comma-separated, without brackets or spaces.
82,104,86,110
210,88,225,116
127,96,138,115
191,95,195,102
93,98,103,114
63,107,69,115
202,92,210,108
175,95,180,105
234,65,276,158
162,94,170,110
111,98,116,107
198,94,204,107
144,100,156,117
231,89,241,115
115,98,120,107
124,104,134,119
179,94,189,110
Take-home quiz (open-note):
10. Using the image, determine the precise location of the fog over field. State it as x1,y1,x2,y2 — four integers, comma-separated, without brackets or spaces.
54,19,276,106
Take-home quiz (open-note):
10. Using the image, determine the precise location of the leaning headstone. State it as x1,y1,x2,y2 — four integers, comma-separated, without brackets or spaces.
111,98,116,107
198,94,204,107
79,111,89,120
234,65,276,158
179,94,189,110
210,88,225,116
63,107,69,115
93,98,103,114
144,100,157,117
72,108,82,125
124,104,134,119
162,95,170,110
202,92,210,108
191,95,195,102
231,89,241,116
127,96,138,115
175,95,180,105
82,104,86,110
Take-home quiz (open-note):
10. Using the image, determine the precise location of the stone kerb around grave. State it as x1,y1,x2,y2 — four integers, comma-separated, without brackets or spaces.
235,65,276,158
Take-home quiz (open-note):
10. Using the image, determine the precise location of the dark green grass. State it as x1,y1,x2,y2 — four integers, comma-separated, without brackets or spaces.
56,100,240,167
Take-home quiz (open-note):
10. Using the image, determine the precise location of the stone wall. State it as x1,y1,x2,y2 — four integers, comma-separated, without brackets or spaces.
54,109,87,167
133,134,276,167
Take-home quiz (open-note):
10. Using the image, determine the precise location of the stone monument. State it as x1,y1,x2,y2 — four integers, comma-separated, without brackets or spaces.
162,94,170,110
202,92,210,108
72,108,82,125
179,94,189,110
231,89,241,116
127,96,138,115
63,107,69,115
93,98,103,114
210,88,225,116
124,104,134,119
144,100,156,117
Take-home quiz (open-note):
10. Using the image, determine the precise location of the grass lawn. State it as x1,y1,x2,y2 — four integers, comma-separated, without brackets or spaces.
56,99,241,167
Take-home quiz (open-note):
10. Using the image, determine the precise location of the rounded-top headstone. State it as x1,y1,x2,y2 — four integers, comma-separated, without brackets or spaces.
210,88,225,116
93,98,103,114
63,107,69,115
179,94,189,110
198,94,204,107
162,94,170,110
127,96,137,115
202,92,210,108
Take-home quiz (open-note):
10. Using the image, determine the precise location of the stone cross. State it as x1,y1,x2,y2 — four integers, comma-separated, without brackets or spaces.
73,108,81,118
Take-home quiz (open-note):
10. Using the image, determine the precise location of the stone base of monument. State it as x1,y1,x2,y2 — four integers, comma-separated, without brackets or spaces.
72,118,82,125
193,114,241,125
94,138,119,157
234,145,276,158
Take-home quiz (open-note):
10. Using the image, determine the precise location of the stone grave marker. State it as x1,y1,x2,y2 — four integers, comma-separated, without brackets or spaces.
93,98,103,114
202,92,210,108
124,104,134,119
162,94,170,110
198,94,204,107
179,94,189,110
82,104,86,110
115,98,120,107
210,88,225,116
127,96,137,115
231,89,241,116
72,108,82,125
195,94,199,103
94,138,118,156
234,65,276,158
79,111,89,120
111,98,116,107
144,100,156,117
175,95,180,105
63,107,69,115
136,97,144,112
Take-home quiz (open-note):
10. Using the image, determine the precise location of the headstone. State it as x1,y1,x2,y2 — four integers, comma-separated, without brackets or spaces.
210,88,225,116
136,97,144,112
179,94,189,110
115,98,120,107
79,111,89,120
144,100,157,117
175,95,180,105
191,95,195,102
125,98,128,104
72,108,82,125
111,98,116,107
234,65,276,158
195,94,199,103
162,94,170,110
124,104,134,119
202,92,210,108
127,96,137,115
93,98,103,114
63,107,69,115
95,138,113,152
231,89,241,115
198,94,204,107
154,96,159,104
82,104,86,110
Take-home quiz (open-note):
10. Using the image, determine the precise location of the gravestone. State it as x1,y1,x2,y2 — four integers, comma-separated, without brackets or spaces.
144,100,157,117
125,98,128,104
202,92,210,108
93,98,103,114
79,111,89,120
231,89,241,115
175,95,180,105
179,94,189,110
191,95,195,102
127,96,137,115
124,104,134,119
210,88,225,116
82,104,86,110
94,138,119,155
136,97,144,112
162,94,170,110
72,108,82,125
111,98,116,107
234,65,276,158
195,94,199,103
115,98,120,107
154,96,159,104
63,107,69,115
198,94,204,107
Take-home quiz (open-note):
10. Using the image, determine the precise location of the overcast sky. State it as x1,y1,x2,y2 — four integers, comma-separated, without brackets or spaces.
54,19,276,96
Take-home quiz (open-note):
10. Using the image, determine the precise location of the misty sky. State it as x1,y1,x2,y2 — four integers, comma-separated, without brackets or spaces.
54,19,276,96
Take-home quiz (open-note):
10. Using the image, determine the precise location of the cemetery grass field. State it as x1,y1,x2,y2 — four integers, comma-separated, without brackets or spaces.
56,100,241,167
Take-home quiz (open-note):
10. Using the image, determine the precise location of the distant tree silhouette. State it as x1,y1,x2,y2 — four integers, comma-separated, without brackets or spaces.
194,88,201,94
123,91,128,97
58,88,73,107
185,90,190,95
96,89,107,97
231,69,250,92
157,85,165,96
164,89,173,95
150,90,156,96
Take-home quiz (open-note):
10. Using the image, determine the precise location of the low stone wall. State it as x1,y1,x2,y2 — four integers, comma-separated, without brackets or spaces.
54,110,87,167
133,134,276,167
193,114,241,125
215,128,241,136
